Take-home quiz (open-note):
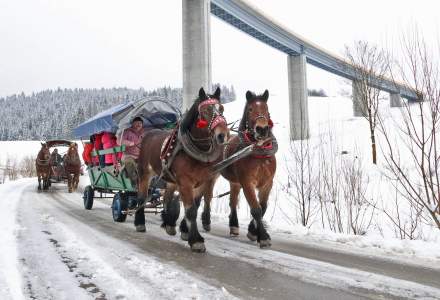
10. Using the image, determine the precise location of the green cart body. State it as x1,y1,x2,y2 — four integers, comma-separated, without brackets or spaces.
87,145,136,193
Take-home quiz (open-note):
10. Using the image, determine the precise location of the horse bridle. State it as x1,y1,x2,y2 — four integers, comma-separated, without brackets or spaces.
179,97,227,163
244,105,271,140
197,98,226,132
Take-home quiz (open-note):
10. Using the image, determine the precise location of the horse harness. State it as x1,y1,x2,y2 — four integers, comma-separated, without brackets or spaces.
159,97,226,183
36,157,51,166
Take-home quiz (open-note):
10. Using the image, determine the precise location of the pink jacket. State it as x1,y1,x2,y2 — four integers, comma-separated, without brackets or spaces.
120,127,144,159
102,132,121,164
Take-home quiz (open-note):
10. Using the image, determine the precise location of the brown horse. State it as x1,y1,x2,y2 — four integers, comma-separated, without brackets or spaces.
64,143,81,193
203,90,277,248
137,87,229,252
35,143,51,190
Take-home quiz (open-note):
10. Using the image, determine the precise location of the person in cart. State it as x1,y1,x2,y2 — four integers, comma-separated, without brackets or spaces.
119,116,147,232
50,148,63,166
119,116,145,178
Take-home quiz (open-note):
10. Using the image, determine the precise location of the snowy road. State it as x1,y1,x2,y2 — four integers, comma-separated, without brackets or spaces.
2,179,440,300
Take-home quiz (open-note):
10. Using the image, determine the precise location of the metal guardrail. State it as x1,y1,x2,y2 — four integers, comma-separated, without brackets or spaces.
211,0,418,100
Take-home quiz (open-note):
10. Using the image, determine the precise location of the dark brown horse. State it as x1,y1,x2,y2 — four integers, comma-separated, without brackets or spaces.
64,143,81,193
35,143,51,190
203,90,277,248
137,87,229,252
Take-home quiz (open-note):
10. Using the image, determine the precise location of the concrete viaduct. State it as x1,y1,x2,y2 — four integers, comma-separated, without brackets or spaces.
182,0,418,140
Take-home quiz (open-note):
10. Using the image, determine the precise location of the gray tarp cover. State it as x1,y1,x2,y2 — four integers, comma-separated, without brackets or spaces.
73,97,180,138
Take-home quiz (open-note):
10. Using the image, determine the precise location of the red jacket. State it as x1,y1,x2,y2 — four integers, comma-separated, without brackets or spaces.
82,143,94,165
92,133,103,165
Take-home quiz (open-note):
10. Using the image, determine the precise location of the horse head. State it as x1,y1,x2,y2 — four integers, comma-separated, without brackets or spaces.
39,142,50,161
183,87,228,146
241,90,272,141
67,142,79,156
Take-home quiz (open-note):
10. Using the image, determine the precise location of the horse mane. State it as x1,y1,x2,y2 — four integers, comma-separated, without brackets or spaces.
238,95,259,132
238,104,249,132
180,87,222,133
180,97,200,132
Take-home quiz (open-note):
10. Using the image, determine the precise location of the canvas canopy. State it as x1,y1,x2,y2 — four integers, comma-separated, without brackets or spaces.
73,97,180,138
45,139,75,148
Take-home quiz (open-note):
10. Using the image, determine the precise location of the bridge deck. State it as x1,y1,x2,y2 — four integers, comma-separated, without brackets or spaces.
211,0,417,100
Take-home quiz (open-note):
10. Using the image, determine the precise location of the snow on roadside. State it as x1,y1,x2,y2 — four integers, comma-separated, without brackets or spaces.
22,184,237,300
0,179,28,300
203,234,440,300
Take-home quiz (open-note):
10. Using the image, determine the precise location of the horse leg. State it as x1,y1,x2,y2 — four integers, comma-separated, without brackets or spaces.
229,183,241,236
134,166,151,232
43,173,50,190
201,179,216,232
180,186,205,252
180,196,201,240
258,181,273,217
37,174,42,190
67,174,72,193
242,183,271,248
73,174,79,191
161,184,180,235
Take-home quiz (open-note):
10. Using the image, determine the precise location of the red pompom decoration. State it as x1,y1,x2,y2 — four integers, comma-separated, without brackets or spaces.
196,119,208,128
268,119,274,128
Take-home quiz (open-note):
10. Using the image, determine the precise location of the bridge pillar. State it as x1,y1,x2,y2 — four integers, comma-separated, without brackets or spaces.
390,92,403,107
182,0,212,111
352,80,365,117
287,54,309,140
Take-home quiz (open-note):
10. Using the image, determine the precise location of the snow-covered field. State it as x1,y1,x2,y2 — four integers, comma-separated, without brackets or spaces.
1,95,440,299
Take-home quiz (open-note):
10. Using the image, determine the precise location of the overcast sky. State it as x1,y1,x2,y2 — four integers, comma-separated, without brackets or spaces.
0,0,438,98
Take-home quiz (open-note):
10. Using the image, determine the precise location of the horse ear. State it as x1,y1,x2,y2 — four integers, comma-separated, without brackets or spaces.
246,91,255,102
213,86,221,101
198,87,207,101
262,89,269,102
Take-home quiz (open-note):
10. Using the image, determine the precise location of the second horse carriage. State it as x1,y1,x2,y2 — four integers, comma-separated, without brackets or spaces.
46,139,78,183
73,97,181,222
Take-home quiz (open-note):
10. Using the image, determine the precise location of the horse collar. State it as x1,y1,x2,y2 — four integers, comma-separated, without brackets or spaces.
178,123,222,163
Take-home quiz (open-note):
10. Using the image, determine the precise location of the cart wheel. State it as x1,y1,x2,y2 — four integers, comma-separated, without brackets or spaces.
83,185,94,210
112,193,128,222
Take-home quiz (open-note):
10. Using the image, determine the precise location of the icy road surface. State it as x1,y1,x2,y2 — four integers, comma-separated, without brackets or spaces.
1,179,440,300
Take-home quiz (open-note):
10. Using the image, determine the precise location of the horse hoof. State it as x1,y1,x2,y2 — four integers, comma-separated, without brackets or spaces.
203,224,211,232
230,227,239,236
180,232,189,241
191,242,206,253
247,232,257,242
136,225,146,232
259,239,272,248
165,225,176,236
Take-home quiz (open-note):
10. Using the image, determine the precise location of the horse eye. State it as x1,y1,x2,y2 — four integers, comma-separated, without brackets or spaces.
215,104,224,114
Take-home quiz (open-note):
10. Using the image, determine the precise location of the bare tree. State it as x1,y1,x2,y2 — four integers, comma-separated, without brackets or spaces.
284,139,318,227
380,29,440,229
5,155,18,181
345,41,390,164
341,156,375,235
19,155,36,178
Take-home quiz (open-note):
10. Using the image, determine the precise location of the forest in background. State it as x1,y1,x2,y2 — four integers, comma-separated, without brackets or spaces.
0,84,236,140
